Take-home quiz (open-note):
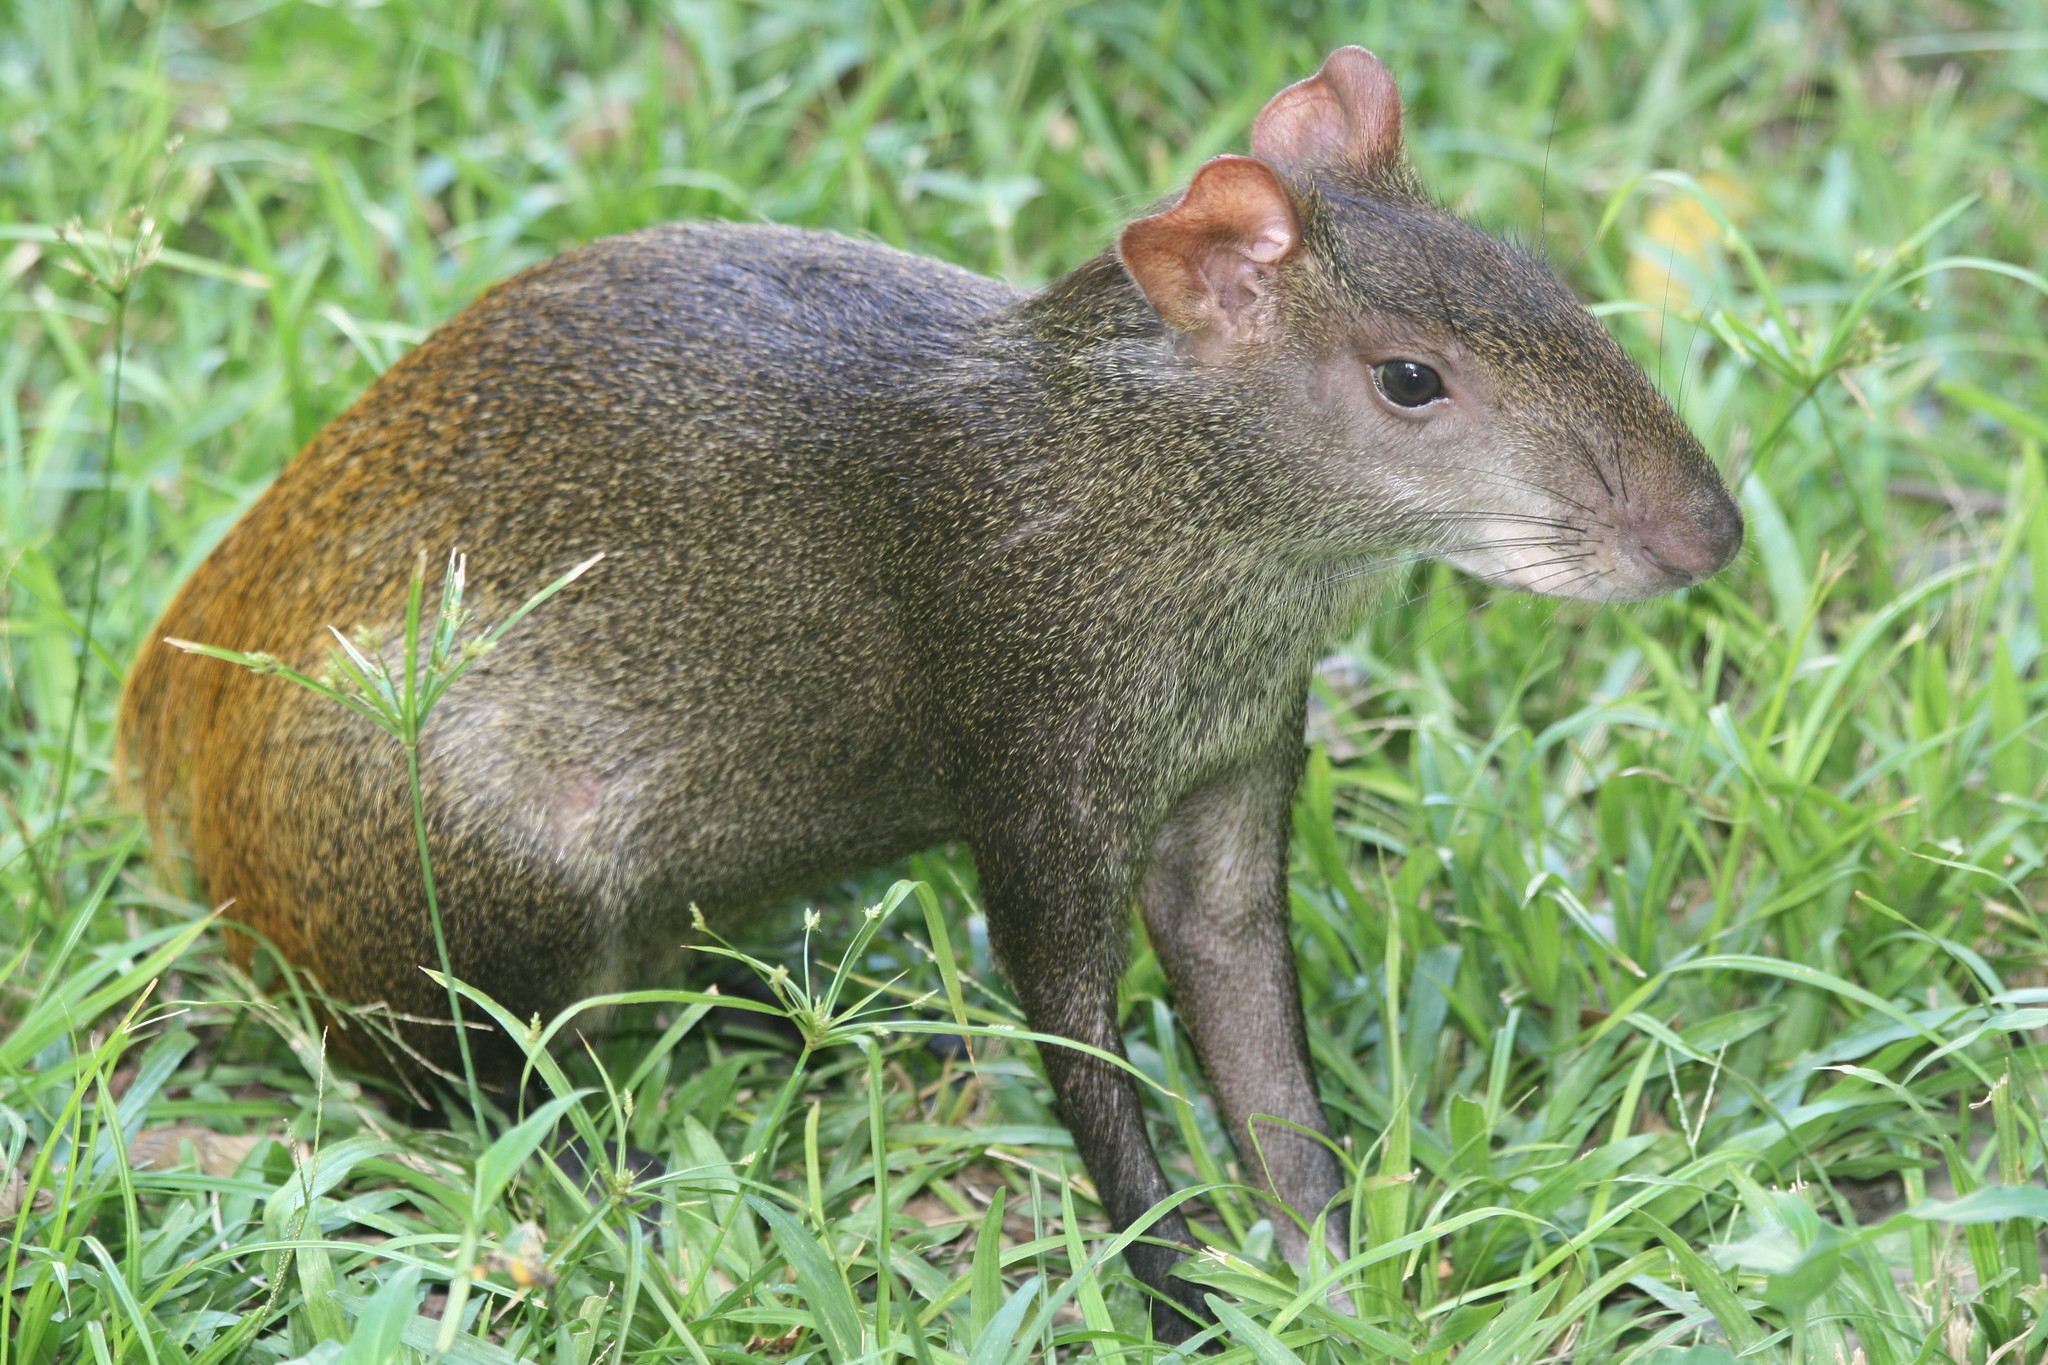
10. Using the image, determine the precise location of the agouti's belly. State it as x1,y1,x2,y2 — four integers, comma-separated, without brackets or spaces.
415,590,957,933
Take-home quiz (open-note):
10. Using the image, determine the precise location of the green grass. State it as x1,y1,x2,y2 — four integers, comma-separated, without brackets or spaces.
5,1,2048,1361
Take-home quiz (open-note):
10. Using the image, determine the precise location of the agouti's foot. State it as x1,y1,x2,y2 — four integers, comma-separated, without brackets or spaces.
1149,1275,1222,1353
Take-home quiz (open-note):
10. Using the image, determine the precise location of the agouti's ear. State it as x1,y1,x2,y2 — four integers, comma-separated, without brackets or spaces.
1250,46,1403,178
1118,154,1299,354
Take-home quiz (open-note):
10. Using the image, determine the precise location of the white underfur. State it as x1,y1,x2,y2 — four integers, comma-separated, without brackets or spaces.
1444,516,1681,604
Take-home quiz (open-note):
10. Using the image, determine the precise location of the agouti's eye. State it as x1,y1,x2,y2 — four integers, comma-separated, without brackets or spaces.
1372,360,1444,407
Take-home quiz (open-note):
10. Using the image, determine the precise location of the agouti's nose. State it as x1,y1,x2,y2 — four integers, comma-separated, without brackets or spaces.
1633,490,1744,584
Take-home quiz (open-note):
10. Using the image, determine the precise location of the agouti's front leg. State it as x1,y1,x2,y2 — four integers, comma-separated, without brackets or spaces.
1138,745,1350,1274
970,831,1212,1342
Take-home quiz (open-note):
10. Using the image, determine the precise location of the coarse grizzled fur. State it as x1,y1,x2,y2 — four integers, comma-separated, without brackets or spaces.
119,47,1740,1343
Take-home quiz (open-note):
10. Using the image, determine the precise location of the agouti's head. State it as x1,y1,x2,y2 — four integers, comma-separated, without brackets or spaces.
1116,47,1742,602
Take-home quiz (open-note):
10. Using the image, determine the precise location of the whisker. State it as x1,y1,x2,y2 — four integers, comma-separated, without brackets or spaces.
1567,427,1616,501
1431,464,1603,518
1398,510,1582,534
1285,517,1584,561
1657,233,1677,394
1516,556,1600,593
1678,283,1722,457
1379,555,1594,657
1378,577,1522,658
1357,573,1484,635
1276,534,1592,611
1276,548,1471,607
1284,506,1595,564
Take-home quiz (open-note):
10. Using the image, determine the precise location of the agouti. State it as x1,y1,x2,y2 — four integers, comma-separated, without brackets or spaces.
119,47,1741,1340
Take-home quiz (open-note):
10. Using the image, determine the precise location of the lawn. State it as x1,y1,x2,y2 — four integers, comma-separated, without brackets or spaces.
4,1,2048,1361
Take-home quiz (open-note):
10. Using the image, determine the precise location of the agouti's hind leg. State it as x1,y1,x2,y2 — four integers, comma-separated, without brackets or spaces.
291,816,631,1089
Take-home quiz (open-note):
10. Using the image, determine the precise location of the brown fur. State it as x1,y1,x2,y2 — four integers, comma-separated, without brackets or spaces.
118,49,1739,1341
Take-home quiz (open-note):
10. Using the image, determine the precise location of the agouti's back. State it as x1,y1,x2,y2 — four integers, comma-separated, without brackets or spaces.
122,224,1018,1070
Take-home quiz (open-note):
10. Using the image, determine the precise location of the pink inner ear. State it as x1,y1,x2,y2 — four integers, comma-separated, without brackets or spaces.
1243,228,1292,264
1178,156,1299,256
1117,155,1300,335
1250,45,1404,175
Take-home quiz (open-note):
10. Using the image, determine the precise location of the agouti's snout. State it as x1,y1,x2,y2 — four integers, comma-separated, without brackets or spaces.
119,44,1738,1346
1625,485,1746,586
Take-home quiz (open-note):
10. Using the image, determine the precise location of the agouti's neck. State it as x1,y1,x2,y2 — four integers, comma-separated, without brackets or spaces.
948,251,1293,523
876,254,1369,664
1009,250,1172,348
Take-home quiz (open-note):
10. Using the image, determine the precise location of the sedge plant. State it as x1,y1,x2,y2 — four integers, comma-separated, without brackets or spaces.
163,549,603,1128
